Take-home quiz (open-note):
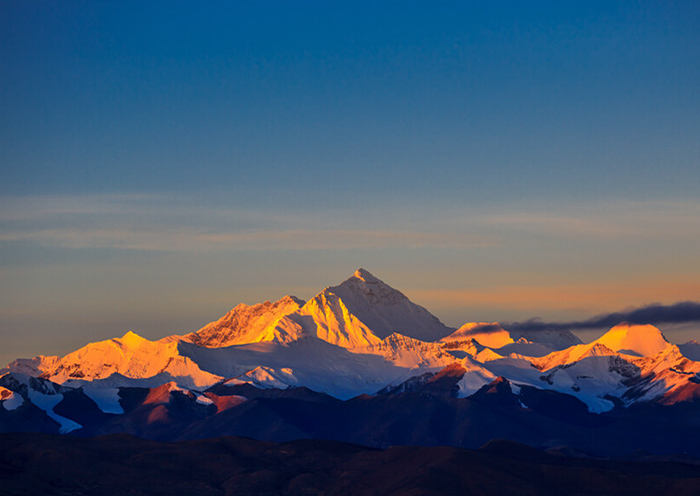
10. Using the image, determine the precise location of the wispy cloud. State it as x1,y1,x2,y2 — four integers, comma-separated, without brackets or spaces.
2,194,699,253
0,194,166,221
0,194,495,251
0,226,493,251
477,200,700,239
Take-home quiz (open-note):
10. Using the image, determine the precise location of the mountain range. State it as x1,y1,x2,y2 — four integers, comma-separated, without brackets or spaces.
2,269,700,458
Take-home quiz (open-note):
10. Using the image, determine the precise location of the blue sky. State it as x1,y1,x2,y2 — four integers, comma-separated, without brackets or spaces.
1,1,699,363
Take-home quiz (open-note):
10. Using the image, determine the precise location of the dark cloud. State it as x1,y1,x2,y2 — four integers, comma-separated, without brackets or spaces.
507,301,700,333
464,323,503,334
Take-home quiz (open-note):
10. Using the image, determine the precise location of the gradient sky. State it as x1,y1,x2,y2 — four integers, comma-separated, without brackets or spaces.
2,1,700,365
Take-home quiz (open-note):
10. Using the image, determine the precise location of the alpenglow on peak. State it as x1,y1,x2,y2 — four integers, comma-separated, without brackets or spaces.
353,268,380,284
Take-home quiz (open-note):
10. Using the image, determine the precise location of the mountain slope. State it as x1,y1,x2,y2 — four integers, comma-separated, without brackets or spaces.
182,295,305,347
679,340,700,361
178,336,463,399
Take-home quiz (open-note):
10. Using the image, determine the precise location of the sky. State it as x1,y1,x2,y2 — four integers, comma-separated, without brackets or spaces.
1,1,700,365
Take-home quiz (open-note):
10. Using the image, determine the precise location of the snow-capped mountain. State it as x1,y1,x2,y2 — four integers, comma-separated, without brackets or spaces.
2,269,460,396
182,268,453,351
304,268,454,343
5,330,222,389
2,268,699,454
491,323,700,412
440,321,581,352
594,322,672,357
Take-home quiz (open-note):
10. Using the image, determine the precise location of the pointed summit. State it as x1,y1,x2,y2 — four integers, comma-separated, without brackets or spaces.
299,269,454,343
120,330,147,347
353,268,380,284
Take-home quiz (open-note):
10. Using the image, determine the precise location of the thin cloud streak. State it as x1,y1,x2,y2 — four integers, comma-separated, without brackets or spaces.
0,227,495,252
0,194,165,221
478,200,700,239
2,194,700,252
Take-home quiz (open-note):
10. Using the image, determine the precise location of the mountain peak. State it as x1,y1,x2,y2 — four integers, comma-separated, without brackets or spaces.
594,322,671,357
280,294,306,306
120,330,147,346
308,269,453,342
187,295,305,347
337,269,400,304
353,268,380,284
